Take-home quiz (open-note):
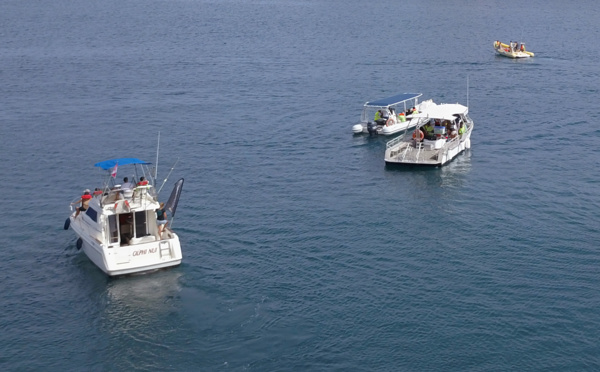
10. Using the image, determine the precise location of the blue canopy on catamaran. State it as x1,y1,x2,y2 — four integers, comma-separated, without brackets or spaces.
365,93,422,107
94,158,151,170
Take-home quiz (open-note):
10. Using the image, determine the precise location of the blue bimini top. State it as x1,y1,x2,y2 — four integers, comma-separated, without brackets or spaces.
365,93,422,108
94,158,151,170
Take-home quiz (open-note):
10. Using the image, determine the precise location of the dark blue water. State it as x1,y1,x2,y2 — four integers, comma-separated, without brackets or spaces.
2,0,600,370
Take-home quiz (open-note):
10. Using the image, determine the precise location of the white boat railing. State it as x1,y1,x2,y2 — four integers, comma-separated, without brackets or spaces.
386,133,407,149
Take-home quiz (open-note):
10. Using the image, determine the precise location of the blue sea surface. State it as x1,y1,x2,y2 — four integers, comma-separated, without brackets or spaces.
1,0,600,370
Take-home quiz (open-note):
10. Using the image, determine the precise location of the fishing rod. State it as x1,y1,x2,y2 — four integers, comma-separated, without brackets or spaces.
155,132,160,181
158,158,180,194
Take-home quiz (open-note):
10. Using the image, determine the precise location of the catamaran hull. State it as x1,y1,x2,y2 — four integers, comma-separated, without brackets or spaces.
385,133,471,166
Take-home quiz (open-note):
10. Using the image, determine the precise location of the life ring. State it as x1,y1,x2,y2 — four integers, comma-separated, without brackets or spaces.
412,129,424,141
385,118,395,127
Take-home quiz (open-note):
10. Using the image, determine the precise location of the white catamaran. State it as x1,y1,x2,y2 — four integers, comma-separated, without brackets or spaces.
384,102,474,166
65,158,184,276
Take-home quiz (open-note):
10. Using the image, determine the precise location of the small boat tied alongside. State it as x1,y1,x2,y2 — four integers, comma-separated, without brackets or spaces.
384,102,473,166
65,157,185,277
494,40,534,58
352,93,435,136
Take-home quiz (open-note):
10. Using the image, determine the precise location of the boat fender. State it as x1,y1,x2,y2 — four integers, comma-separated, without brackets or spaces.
64,218,71,230
76,238,83,250
385,118,395,127
412,129,424,141
465,138,471,149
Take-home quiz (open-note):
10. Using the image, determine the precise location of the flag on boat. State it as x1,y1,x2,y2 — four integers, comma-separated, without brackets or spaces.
165,178,184,218
111,162,118,178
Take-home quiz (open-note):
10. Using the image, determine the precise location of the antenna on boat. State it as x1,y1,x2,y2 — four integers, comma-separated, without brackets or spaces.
467,75,470,107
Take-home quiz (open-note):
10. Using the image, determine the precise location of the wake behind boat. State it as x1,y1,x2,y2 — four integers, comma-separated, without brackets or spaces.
384,102,473,166
65,158,184,276
494,40,534,58
352,93,434,135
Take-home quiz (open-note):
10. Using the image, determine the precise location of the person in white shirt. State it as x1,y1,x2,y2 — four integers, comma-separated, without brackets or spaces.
121,177,135,198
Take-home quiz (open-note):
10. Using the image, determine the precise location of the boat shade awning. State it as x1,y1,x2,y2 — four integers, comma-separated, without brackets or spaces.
94,158,152,170
365,93,422,107
408,103,468,121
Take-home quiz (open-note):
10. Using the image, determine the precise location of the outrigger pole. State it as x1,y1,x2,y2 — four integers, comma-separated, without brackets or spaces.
155,132,160,184
158,158,179,194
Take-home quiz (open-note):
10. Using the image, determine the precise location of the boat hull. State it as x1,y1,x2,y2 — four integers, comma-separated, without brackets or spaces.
494,41,534,58
70,215,182,277
385,133,471,166
352,118,419,135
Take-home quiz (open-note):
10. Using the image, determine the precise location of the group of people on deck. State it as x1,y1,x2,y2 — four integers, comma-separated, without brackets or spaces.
72,176,168,237
414,118,467,143
374,106,419,126
496,40,525,53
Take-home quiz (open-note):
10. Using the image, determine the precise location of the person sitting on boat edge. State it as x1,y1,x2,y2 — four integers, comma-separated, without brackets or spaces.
137,176,149,186
72,189,92,217
156,202,168,237
397,112,406,122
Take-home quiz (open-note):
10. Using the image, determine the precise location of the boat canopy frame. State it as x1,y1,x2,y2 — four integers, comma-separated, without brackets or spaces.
94,158,156,198
360,93,423,122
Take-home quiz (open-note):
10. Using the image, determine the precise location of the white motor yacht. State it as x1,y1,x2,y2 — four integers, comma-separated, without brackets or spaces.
65,158,184,276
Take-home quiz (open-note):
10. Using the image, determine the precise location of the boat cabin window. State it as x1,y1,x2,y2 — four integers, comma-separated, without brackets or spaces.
85,207,98,222
108,215,119,244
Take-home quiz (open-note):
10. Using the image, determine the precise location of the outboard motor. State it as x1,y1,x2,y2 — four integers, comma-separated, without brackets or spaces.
367,121,378,136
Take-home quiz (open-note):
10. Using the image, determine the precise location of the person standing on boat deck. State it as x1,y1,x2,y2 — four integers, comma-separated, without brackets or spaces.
382,108,390,119
156,202,167,237
459,123,466,136
72,189,92,217
422,121,434,140
121,177,135,198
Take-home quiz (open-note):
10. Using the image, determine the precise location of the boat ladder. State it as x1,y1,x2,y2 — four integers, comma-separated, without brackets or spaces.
159,241,172,258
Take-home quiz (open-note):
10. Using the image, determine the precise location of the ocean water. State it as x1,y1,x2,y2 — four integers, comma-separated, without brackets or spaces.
1,0,600,370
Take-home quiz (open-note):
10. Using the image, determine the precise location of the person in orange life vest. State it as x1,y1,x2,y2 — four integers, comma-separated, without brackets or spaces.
72,189,92,217
137,176,149,186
